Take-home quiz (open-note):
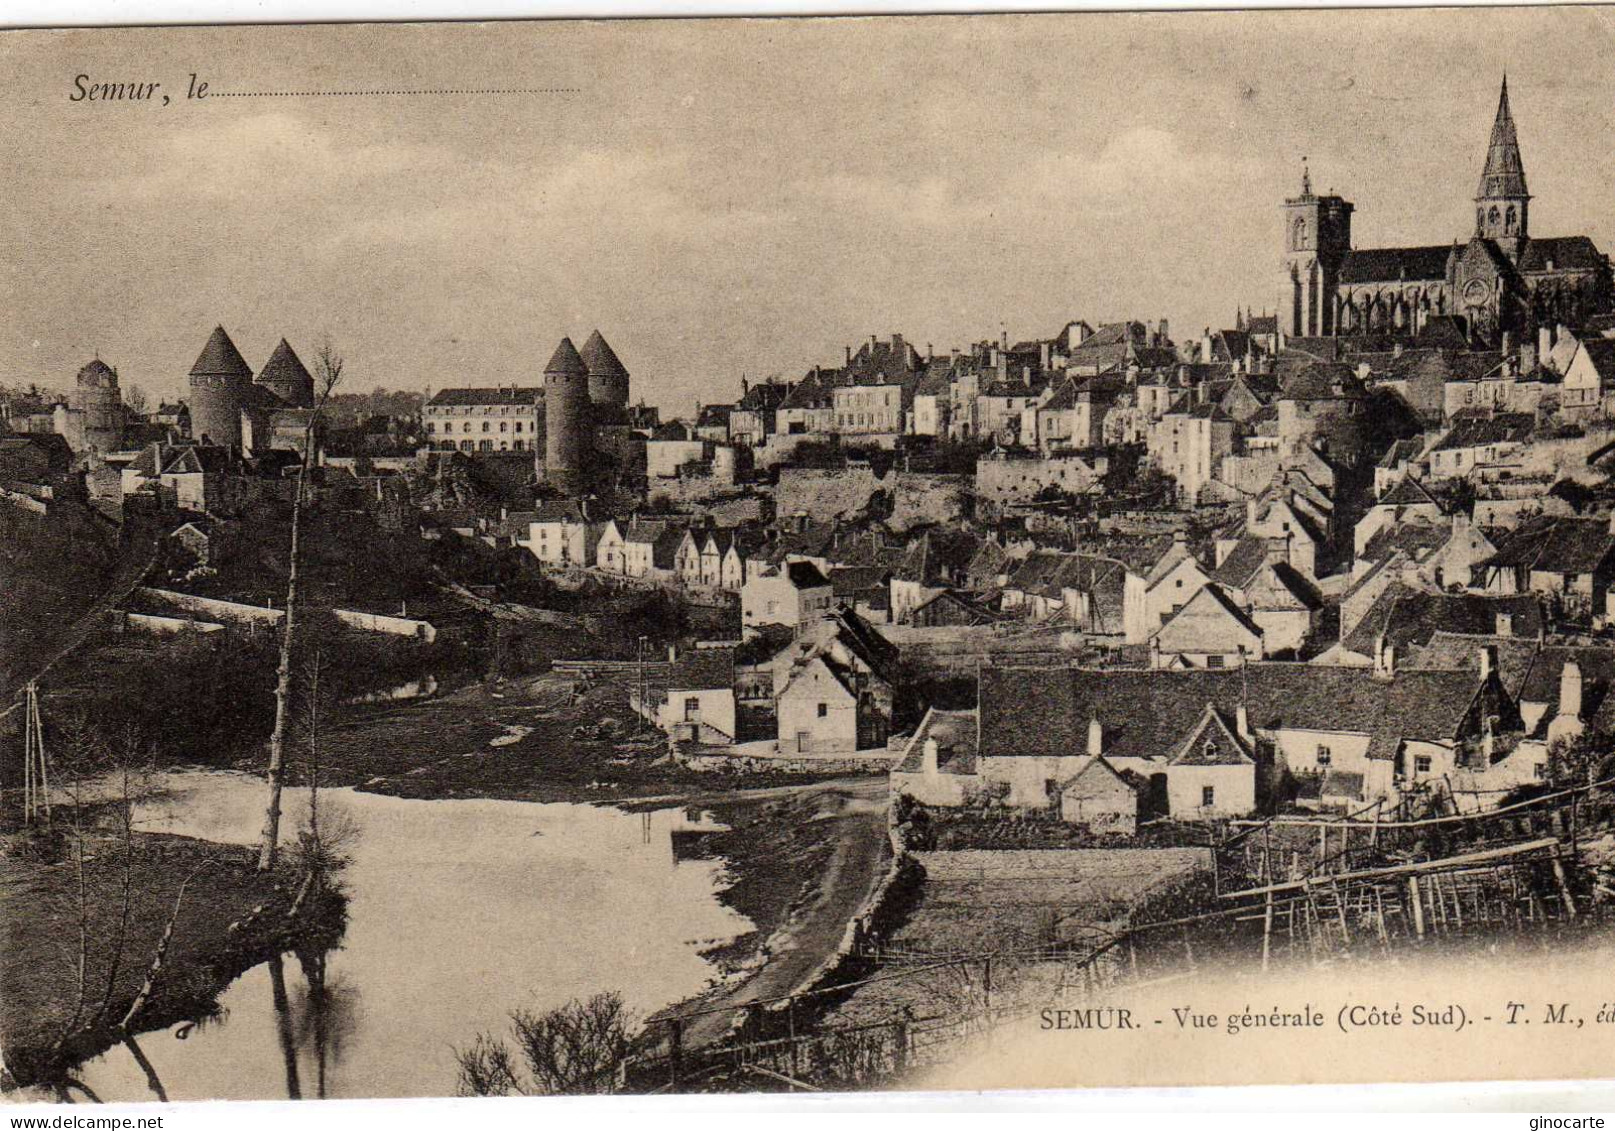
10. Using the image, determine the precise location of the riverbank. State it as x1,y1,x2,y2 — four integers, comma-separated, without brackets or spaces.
0,821,344,1093
301,670,862,805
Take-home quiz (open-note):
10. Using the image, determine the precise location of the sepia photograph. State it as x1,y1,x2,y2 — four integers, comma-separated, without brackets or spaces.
3,3,1615,1112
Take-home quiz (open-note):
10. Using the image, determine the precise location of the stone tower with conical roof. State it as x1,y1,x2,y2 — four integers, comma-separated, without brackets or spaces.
544,336,591,493
1475,76,1530,256
580,330,630,409
188,325,253,448
257,338,315,408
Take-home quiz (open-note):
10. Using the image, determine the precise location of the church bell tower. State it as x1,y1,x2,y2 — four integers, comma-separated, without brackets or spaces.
1475,75,1530,259
1280,162,1354,339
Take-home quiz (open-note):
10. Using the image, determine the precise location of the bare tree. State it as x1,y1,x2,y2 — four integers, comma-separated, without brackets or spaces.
259,340,343,872
123,384,149,416
456,992,636,1096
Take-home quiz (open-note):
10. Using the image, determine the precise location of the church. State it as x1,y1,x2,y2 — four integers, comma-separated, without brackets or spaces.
1280,78,1613,346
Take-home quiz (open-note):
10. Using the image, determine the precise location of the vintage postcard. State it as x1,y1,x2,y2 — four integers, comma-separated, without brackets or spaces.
3,5,1615,1109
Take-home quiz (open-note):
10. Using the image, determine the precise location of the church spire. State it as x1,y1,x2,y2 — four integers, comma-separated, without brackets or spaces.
1477,74,1529,202
1474,75,1530,245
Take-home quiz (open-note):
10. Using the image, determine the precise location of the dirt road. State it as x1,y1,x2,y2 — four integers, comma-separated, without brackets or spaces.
663,775,892,1050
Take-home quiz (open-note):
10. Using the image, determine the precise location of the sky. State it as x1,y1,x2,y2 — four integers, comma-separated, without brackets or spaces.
4,8,1615,418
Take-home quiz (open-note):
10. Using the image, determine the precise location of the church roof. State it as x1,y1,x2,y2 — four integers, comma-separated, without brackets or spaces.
579,330,629,379
1518,236,1607,274
76,359,117,388
1339,245,1453,285
189,325,253,379
544,337,589,377
1477,77,1529,202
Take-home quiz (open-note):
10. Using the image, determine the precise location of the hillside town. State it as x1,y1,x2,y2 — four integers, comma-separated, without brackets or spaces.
7,73,1615,1099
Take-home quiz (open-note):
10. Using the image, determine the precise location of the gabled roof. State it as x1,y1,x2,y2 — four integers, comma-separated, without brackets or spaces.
894,707,978,775
579,330,629,379
1166,704,1255,766
543,337,588,377
1478,515,1615,576
1378,475,1443,509
1060,755,1136,799
1573,339,1615,384
1282,362,1367,401
1519,235,1607,274
161,444,233,475
1209,535,1270,590
189,325,252,379
1341,583,1544,658
1339,246,1453,285
1406,631,1540,701
1150,582,1263,652
979,664,1484,763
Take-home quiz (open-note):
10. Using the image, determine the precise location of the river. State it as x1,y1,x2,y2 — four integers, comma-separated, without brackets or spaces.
69,770,752,1101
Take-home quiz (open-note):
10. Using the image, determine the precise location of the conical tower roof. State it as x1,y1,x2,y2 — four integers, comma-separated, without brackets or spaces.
257,338,315,406
544,336,588,377
76,359,118,388
579,330,629,379
1477,76,1529,201
189,325,253,379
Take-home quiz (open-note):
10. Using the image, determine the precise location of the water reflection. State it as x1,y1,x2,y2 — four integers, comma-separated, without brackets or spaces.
69,771,751,1101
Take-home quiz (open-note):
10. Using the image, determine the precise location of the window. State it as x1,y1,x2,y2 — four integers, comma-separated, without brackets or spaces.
1414,755,1432,774
1206,654,1225,669
513,440,524,451
817,703,828,718
515,422,523,433
1201,785,1216,808
482,421,490,433
500,421,508,432
684,696,700,721
1316,745,1332,766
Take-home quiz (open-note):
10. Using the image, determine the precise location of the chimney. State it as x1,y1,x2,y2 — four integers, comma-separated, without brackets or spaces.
1494,610,1513,636
922,737,939,776
1158,319,1170,346
1560,660,1584,721
1200,329,1213,364
1478,644,1496,683
667,643,678,663
1040,341,1051,370
927,343,934,361
845,345,852,365
1502,331,1514,358
1087,716,1103,757
1235,702,1252,744
870,334,879,356
1521,341,1538,373
1001,327,1009,351
1245,498,1259,528
1373,633,1396,680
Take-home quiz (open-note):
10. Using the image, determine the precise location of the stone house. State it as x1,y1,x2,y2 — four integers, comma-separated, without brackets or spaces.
741,559,834,629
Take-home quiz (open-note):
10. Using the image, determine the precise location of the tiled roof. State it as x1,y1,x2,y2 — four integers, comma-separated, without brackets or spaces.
785,559,831,588
1378,475,1442,509
189,325,252,379
1406,631,1540,701
667,647,736,692
1060,756,1137,799
579,330,629,379
1166,704,1254,766
543,337,588,377
256,339,314,406
1341,583,1544,657
979,664,1483,763
1209,535,1270,590
1478,515,1615,576
427,387,543,407
1431,412,1535,453
1339,245,1454,285
1359,519,1453,566
1282,362,1366,401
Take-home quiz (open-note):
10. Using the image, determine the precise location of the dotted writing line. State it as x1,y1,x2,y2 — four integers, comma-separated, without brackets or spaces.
211,88,580,98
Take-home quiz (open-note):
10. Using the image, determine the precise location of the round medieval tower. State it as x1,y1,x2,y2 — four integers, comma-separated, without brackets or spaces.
580,329,630,409
187,325,253,448
72,359,125,453
544,336,590,494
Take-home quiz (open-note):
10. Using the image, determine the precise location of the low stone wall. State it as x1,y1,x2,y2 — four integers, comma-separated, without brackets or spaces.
111,611,225,636
137,587,437,640
674,747,899,775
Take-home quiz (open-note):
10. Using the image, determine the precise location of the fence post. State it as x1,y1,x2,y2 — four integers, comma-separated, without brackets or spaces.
668,1017,684,1090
